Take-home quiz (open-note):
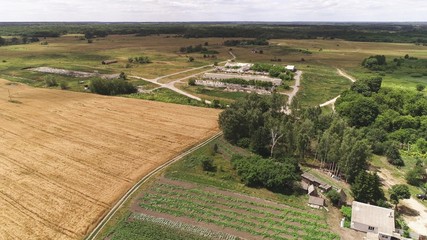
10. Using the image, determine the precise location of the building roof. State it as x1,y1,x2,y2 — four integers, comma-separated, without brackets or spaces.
308,184,317,196
301,172,322,184
351,201,395,235
308,196,325,206
301,181,309,190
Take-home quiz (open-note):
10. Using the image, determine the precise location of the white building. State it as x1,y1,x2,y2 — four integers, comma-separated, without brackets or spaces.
351,201,395,240
286,65,296,72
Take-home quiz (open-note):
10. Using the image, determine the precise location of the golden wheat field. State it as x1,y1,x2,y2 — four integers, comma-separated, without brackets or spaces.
0,79,220,239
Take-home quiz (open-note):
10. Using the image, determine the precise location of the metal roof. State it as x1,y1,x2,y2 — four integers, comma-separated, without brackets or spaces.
351,201,395,235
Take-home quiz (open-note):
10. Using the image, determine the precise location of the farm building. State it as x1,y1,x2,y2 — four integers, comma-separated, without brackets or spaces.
351,201,396,240
204,73,282,86
102,60,118,65
301,172,322,187
286,65,297,72
308,196,325,209
308,185,318,196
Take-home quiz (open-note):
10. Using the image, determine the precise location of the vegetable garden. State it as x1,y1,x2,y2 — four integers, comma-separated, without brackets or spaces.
133,178,339,240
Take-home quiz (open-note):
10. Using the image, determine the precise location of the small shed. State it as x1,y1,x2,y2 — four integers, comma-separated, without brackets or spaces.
102,60,118,65
319,183,332,193
308,196,325,209
308,184,318,196
301,172,322,187
286,65,297,72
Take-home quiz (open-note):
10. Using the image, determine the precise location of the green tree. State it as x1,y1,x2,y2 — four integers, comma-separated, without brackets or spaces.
59,81,68,90
385,144,404,166
416,84,425,92
389,184,410,210
351,171,385,205
327,189,341,206
188,79,196,86
200,156,216,172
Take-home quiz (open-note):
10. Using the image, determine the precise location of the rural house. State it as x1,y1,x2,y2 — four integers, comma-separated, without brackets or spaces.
351,201,396,240
286,65,297,72
308,185,318,196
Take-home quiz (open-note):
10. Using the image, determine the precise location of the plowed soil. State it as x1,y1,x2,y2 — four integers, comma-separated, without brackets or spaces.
0,79,220,240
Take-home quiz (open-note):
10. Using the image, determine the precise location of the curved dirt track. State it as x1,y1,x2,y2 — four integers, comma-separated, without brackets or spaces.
0,79,220,240
319,69,356,110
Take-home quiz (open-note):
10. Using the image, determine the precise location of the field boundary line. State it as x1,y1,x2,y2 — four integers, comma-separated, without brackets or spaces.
85,131,223,240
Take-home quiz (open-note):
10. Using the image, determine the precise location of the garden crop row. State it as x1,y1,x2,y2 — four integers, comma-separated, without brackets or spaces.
131,212,238,240
151,186,329,230
140,192,339,240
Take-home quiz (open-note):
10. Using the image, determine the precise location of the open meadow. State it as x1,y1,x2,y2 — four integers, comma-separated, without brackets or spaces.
0,79,220,239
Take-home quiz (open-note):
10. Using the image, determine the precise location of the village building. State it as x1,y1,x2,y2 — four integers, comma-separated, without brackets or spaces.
286,65,297,72
308,184,318,196
308,196,325,209
102,60,118,65
351,201,396,240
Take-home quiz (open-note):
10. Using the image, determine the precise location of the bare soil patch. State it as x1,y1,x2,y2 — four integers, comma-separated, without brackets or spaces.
0,79,220,240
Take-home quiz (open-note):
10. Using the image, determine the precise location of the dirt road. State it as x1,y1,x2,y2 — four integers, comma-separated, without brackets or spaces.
318,69,356,110
131,51,236,103
0,79,220,239
377,165,427,235
282,70,302,114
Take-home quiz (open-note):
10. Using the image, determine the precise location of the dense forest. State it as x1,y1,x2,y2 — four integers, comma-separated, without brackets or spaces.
1,23,427,44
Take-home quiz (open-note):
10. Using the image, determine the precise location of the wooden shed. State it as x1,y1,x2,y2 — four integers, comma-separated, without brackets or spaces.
102,60,118,65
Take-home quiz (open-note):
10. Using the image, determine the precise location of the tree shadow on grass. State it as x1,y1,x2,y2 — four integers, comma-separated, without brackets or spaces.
399,205,420,217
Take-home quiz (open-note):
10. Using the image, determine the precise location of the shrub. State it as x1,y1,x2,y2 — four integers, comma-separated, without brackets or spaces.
188,79,196,86
200,156,216,172
416,84,425,92
45,77,58,87
90,78,137,95
327,189,341,206
59,81,69,90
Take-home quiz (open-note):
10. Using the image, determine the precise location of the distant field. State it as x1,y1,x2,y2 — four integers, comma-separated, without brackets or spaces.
0,79,220,239
0,35,229,79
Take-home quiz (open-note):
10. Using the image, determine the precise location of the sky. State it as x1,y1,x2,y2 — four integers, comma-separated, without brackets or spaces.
1,0,426,22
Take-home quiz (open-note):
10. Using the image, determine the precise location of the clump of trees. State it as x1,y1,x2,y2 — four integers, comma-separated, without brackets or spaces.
250,63,294,80
90,78,137,95
351,171,386,206
223,39,269,46
128,56,151,64
179,44,216,54
336,76,427,166
362,55,387,70
231,155,300,191
218,78,273,88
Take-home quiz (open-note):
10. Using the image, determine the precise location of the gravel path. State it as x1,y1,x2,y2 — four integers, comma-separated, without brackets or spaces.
318,69,356,111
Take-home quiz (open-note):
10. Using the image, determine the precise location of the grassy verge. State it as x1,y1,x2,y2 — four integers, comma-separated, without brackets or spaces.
298,65,352,107
124,88,207,107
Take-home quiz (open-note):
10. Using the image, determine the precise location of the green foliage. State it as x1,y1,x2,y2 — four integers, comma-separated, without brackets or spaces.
385,143,404,166
351,171,386,206
340,206,351,222
188,78,196,86
128,56,151,64
44,76,58,87
231,155,300,191
389,184,411,208
223,39,269,46
362,55,387,70
416,84,426,92
200,156,216,172
110,218,208,240
59,81,68,90
326,189,341,206
405,160,425,186
90,78,137,95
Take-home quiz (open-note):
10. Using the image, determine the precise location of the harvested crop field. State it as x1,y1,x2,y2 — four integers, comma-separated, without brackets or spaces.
0,79,220,240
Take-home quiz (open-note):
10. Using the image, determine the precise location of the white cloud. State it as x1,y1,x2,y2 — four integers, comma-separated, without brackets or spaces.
0,0,426,22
